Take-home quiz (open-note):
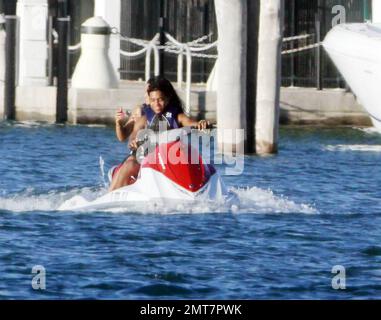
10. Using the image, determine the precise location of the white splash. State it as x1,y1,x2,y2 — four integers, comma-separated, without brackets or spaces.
0,185,317,215
0,187,105,213
231,186,317,214
99,156,108,188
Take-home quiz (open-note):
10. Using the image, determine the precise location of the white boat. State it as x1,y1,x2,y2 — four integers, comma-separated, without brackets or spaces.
323,23,381,130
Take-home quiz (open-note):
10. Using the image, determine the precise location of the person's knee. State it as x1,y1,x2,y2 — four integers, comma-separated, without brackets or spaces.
131,163,140,175
117,158,140,179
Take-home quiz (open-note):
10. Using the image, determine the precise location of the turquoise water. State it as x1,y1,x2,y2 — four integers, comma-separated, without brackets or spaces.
0,121,381,299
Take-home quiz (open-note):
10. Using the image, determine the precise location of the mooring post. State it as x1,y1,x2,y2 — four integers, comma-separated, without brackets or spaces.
3,15,18,121
214,0,247,155
255,0,284,155
56,16,69,123
71,17,118,89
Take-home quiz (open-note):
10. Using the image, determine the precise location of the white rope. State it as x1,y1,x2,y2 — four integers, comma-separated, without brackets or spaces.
164,47,217,59
151,35,160,76
120,46,149,57
119,34,159,58
164,32,217,52
282,42,322,55
184,45,192,116
187,33,213,45
118,30,157,48
68,42,81,52
120,36,152,47
52,29,58,44
177,52,183,89
189,52,217,59
164,32,185,48
189,41,218,52
283,34,312,42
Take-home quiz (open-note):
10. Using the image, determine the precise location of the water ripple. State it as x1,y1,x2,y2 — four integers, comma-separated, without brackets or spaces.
1,124,381,299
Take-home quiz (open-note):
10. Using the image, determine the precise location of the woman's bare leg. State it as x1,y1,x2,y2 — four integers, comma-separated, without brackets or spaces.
109,157,140,192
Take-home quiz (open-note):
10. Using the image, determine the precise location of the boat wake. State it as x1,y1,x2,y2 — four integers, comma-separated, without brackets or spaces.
324,144,381,152
0,186,317,215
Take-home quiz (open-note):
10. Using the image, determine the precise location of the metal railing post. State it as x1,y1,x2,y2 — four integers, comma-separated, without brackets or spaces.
185,45,192,116
145,45,152,81
177,51,183,89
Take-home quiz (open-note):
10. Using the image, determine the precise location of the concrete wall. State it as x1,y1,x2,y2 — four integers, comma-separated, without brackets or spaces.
280,87,371,126
68,82,216,125
15,86,57,121
67,86,371,126
0,82,372,126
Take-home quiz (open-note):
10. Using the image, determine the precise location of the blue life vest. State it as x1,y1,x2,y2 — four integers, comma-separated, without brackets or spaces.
143,104,182,131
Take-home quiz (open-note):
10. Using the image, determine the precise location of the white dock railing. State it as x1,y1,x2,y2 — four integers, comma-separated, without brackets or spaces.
62,29,321,114
117,30,217,115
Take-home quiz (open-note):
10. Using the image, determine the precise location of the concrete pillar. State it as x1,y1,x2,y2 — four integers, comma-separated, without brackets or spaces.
372,0,381,22
71,17,118,89
214,0,247,154
94,0,120,79
16,0,48,86
255,0,284,154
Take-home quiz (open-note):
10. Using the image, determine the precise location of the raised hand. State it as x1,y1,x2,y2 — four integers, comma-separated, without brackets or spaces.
115,108,128,126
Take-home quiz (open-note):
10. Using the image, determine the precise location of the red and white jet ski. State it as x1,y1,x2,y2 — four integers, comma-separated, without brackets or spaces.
58,128,234,211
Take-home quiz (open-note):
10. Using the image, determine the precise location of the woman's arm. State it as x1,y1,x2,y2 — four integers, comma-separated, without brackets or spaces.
116,120,134,142
177,113,210,130
128,116,147,150
115,105,143,142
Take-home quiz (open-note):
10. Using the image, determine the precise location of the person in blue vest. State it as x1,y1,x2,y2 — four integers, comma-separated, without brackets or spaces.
109,76,209,192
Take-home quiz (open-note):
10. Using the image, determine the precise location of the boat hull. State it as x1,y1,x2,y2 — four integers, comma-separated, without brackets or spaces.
323,23,381,129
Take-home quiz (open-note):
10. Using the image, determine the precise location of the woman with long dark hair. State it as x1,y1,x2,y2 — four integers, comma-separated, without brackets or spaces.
109,76,209,192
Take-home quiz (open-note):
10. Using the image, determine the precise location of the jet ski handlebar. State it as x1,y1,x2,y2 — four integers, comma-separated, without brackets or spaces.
135,126,208,147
